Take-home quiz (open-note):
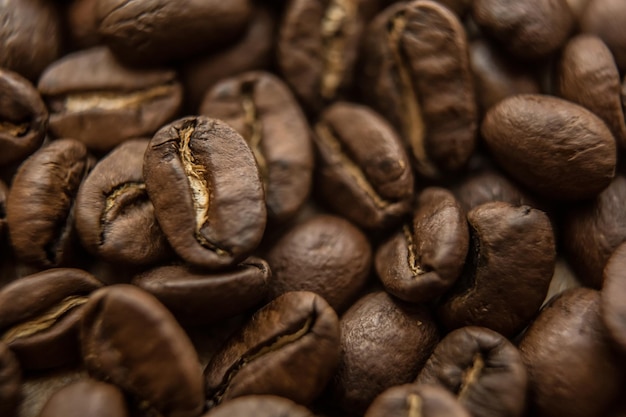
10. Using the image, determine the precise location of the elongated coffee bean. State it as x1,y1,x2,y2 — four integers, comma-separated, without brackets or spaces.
38,379,129,417
365,384,470,417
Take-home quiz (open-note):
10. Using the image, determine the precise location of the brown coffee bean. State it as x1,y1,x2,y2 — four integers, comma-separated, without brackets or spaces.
0,268,103,370
0,69,48,167
375,187,468,304
7,139,93,269
132,257,271,326
601,242,626,352
143,116,266,270
581,0,626,73
204,291,340,408
38,47,183,153
202,395,314,417
416,326,527,417
361,0,477,177
38,379,129,417
472,0,573,60
365,384,470,417
481,94,617,200
329,291,439,415
64,0,101,50
0,179,9,244
558,35,626,149
313,102,414,229
18,367,87,417
266,214,371,312
439,202,555,337
75,139,171,266
0,341,21,417
200,71,313,222
519,288,623,417
81,285,204,417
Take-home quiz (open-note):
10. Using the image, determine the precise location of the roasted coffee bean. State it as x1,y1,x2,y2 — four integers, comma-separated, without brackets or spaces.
0,69,48,167
472,0,573,60
7,139,93,269
132,257,271,326
266,214,371,312
204,291,340,408
81,285,204,417
18,366,87,417
439,202,555,337
75,139,170,266
38,47,183,153
481,94,616,200
581,0,626,73
416,326,527,417
563,175,626,288
0,341,21,417
0,268,102,370
144,116,266,269
0,179,9,244
202,395,314,417
375,187,468,304
38,379,129,417
601,242,626,352
313,102,414,229
200,72,313,222
0,0,61,81
566,0,591,22
96,0,252,65
361,0,477,177
329,291,439,415
365,384,470,417
519,288,623,417
558,35,626,149
64,0,101,49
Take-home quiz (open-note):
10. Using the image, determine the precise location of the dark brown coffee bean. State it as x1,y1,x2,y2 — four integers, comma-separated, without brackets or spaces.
313,102,414,229
375,187,468,304
472,0,573,60
0,179,9,244
0,341,21,417
0,69,48,167
365,384,470,417
266,214,371,312
204,292,339,408
361,0,477,177
75,139,171,266
519,288,623,417
581,0,626,73
96,0,252,65
481,94,617,200
601,242,626,352
558,35,626,149
416,326,527,417
132,257,270,326
38,379,129,417
0,268,102,370
64,0,101,49
200,72,313,222
81,285,204,417
202,395,314,417
144,116,266,270
329,291,439,415
439,202,555,337
38,47,183,153
7,139,93,269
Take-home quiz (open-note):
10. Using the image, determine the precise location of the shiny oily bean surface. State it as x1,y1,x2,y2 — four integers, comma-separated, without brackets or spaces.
201,395,314,417
364,384,470,417
143,116,266,270
601,242,626,352
0,341,21,417
37,379,128,417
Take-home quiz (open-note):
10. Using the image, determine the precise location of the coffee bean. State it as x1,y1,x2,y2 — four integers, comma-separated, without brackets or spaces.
201,395,314,417
143,116,266,269
19,367,87,417
581,0,626,73
481,94,617,200
0,268,103,370
81,285,204,417
365,384,470,417
200,71,313,222
601,242,626,352
38,379,129,417
313,102,414,229
38,47,183,153
0,341,21,417
64,0,101,50
375,187,468,304
204,291,340,408
416,326,527,417
0,179,9,245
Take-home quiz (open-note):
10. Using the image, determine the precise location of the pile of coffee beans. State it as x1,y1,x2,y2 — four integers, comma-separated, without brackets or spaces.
1,0,626,416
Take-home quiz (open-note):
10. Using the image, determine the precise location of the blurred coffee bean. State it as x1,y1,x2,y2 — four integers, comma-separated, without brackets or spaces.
202,395,314,417
365,384,470,417
0,341,21,417
581,0,626,73
64,0,101,49
601,242,626,352
37,379,129,417
0,179,9,244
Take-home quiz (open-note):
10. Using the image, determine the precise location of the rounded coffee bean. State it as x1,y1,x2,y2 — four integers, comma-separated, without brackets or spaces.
601,242,626,352
81,285,204,417
375,187,468,304
144,116,266,270
416,326,527,417
439,202,555,337
581,0,626,72
481,94,617,200
0,68,48,167
204,291,340,408
202,395,313,417
313,102,414,229
38,379,129,417
519,288,623,417
266,214,371,312
0,341,21,417
364,384,470,417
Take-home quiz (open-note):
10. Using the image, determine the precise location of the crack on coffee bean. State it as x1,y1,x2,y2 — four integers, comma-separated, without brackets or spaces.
241,81,268,186
1,295,88,343
403,224,426,276
99,181,148,244
61,84,176,113
316,122,390,208
458,353,485,400
206,315,314,408
320,0,355,100
406,393,423,417
447,224,480,298
0,120,28,136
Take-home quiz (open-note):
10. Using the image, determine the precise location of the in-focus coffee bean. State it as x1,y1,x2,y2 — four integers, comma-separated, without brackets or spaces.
37,379,129,417
364,384,471,417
